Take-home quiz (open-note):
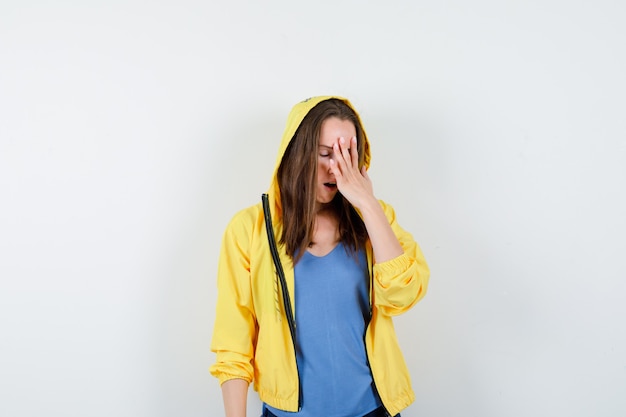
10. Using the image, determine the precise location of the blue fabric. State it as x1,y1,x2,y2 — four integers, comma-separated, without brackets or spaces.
263,405,397,417
265,243,381,417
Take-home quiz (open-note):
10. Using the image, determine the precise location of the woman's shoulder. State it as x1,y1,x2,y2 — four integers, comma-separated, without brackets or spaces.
221,202,267,244
226,202,264,229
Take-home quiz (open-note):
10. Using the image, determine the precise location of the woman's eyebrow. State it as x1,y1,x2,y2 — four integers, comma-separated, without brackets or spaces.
319,145,333,150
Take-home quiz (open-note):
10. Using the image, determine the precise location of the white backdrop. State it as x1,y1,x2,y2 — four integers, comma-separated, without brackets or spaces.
1,1,625,416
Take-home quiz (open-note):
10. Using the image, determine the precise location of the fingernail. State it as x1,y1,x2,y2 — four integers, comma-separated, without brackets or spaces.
340,137,345,144
352,136,357,143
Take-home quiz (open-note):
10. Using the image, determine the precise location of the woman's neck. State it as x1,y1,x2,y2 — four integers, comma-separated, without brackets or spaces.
308,208,340,257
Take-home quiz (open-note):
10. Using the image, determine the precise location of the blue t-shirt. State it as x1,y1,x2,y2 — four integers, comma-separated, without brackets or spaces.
265,243,381,417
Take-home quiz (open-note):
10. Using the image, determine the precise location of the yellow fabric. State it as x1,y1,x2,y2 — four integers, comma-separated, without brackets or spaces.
209,96,429,416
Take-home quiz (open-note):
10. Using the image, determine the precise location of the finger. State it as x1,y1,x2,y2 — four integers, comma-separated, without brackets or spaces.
361,165,368,178
333,142,346,170
350,136,359,167
338,137,352,165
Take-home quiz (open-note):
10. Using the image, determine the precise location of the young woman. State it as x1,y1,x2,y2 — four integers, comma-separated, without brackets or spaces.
210,96,429,417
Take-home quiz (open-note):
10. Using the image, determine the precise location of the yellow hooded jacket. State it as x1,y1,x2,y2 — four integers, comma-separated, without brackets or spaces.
210,96,429,416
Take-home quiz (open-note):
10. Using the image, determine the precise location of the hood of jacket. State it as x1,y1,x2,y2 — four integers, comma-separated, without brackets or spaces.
266,96,372,220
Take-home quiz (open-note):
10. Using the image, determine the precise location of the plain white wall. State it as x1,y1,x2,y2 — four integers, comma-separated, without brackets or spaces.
1,1,625,416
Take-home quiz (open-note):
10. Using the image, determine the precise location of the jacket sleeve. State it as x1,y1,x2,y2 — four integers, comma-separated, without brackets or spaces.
209,212,258,385
372,201,430,316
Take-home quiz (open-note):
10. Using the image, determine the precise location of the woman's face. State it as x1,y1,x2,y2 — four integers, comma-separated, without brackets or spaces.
316,116,356,205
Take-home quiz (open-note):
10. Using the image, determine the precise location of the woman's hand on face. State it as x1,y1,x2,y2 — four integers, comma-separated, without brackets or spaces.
330,135,404,263
329,136,376,210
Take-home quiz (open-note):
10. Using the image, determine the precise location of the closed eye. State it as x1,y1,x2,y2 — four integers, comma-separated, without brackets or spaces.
318,145,333,158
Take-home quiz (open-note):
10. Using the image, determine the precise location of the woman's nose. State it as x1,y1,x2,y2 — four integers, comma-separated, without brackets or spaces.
325,158,335,172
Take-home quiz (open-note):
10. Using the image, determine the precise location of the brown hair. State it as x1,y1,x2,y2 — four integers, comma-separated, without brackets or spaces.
277,98,369,263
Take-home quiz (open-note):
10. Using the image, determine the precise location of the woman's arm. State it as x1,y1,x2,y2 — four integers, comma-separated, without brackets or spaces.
329,135,402,262
221,378,249,417
210,212,257,414
370,201,430,315
355,195,403,263
330,136,429,315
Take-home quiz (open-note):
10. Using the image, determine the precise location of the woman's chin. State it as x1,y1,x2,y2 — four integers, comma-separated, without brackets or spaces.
315,193,338,210
316,193,336,205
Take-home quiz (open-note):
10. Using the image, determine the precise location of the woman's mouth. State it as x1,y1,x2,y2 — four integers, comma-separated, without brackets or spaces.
324,182,337,190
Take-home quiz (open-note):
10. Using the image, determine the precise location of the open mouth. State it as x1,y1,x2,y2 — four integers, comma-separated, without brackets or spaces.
324,182,337,189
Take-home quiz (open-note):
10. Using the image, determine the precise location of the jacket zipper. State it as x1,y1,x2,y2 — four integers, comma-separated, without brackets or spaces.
261,194,301,411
